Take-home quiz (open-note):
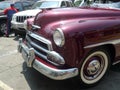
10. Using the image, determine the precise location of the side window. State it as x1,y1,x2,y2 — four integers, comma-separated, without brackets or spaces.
23,2,31,10
14,2,23,11
61,1,66,7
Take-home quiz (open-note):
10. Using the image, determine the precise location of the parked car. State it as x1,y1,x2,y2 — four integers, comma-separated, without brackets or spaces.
18,0,120,87
0,0,35,35
11,0,74,36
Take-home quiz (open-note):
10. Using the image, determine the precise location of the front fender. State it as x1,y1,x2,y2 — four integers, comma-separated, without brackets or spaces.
58,18,120,67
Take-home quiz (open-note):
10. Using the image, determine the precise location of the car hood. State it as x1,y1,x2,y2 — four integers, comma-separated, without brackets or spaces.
33,7,120,38
14,9,42,16
34,7,120,28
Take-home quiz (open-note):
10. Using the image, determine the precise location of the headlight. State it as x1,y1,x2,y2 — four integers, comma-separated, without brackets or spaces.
12,15,16,21
53,28,65,47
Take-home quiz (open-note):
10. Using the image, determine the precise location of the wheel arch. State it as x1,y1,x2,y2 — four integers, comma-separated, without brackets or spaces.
77,44,115,86
82,44,115,65
101,44,115,64
92,44,115,64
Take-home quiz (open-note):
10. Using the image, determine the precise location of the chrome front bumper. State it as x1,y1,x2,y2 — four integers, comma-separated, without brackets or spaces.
18,39,78,80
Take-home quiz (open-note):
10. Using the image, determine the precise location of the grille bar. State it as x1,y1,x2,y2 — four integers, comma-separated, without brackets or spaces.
26,32,65,66
26,33,52,59
16,16,33,23
27,39,49,56
28,33,53,50
26,33,61,66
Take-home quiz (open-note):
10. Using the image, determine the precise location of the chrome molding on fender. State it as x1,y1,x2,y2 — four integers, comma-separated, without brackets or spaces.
84,39,120,49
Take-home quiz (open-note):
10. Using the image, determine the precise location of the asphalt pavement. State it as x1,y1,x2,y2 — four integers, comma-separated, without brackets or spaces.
0,34,120,90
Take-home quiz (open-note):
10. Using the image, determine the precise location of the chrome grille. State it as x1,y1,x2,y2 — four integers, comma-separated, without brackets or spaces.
16,16,33,23
26,33,53,62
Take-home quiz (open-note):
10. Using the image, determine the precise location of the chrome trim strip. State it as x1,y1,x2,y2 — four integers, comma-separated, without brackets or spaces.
35,50,60,66
32,25,41,30
34,49,63,66
26,34,48,53
33,59,78,80
29,33,53,50
112,60,120,65
84,39,120,49
30,41,49,53
0,15,7,18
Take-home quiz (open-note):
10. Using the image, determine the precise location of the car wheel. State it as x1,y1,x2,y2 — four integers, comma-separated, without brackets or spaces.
79,48,110,86
0,21,7,35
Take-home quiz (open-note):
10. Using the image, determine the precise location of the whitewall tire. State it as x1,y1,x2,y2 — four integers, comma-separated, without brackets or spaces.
79,49,110,86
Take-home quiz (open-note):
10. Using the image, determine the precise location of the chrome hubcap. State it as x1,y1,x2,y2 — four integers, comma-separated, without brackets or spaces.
87,60,100,75
81,51,108,84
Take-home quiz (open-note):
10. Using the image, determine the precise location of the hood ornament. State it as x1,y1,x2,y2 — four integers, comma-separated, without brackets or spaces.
32,25,41,31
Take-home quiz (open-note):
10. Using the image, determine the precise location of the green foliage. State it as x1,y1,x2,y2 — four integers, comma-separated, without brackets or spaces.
74,0,82,6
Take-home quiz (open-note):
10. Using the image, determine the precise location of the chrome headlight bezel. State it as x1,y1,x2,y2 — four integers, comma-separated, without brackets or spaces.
53,28,65,47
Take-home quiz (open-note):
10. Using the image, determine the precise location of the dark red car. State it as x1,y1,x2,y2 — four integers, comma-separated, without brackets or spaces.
18,0,120,87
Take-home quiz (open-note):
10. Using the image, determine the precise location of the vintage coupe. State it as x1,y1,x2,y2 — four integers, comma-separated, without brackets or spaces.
18,0,120,86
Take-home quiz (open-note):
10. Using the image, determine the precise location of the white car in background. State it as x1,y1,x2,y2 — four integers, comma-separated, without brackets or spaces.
11,0,74,36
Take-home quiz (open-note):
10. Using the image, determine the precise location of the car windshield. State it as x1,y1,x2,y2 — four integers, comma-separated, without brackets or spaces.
31,1,59,9
0,2,11,10
80,0,120,9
